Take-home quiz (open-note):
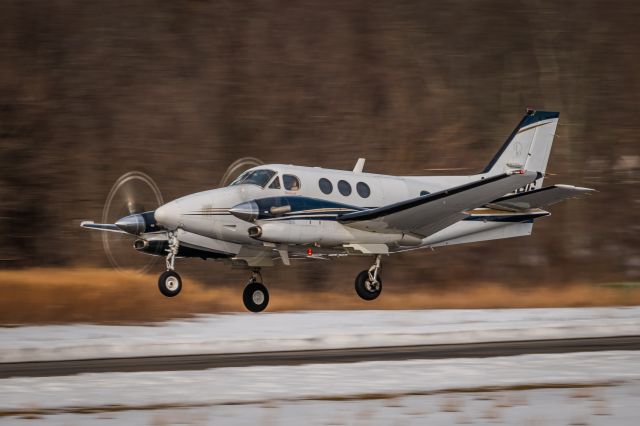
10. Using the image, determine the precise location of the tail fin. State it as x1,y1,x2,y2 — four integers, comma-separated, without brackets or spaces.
482,109,559,188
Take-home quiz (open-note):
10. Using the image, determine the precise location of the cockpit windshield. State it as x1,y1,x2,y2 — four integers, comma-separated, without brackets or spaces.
228,169,276,188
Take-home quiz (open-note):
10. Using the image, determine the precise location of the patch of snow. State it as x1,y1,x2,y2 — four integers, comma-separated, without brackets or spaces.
0,307,639,362
0,351,639,412
3,383,638,426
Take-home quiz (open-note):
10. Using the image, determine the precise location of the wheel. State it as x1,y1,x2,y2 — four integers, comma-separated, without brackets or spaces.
355,269,382,301
158,270,182,297
243,281,269,312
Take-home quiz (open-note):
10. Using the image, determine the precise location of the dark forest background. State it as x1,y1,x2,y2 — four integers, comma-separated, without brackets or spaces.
1,0,638,289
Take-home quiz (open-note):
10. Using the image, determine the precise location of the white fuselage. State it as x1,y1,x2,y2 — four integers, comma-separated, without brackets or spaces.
153,164,533,255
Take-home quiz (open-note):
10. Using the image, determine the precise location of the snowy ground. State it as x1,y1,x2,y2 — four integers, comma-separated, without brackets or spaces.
1,351,639,425
2,307,639,362
4,383,638,425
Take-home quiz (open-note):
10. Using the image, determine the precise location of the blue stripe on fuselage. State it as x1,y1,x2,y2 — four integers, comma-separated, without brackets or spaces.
253,196,370,220
251,196,549,223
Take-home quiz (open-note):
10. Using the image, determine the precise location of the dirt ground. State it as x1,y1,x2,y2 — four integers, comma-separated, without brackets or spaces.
1,268,639,325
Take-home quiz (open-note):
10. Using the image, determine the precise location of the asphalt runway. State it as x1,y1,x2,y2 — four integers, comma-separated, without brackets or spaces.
2,335,639,379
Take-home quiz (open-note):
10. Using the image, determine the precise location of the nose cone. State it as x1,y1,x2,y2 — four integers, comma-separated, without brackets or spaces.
229,201,259,222
154,201,181,230
115,214,146,235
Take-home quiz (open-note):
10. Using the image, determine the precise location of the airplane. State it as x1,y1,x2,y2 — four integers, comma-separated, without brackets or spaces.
81,109,594,312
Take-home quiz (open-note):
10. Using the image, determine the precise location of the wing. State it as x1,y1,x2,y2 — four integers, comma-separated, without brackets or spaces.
80,221,127,233
338,171,538,237
487,184,595,212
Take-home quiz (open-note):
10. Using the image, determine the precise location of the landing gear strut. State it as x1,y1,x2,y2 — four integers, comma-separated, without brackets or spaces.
355,255,383,301
243,270,269,312
158,232,182,297
165,232,179,271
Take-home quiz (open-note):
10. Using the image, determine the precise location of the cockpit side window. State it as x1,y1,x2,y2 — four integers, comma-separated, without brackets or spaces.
268,175,281,189
228,171,250,186
229,169,276,188
283,174,301,191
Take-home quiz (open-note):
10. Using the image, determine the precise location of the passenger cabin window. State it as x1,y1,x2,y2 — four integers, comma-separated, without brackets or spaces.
229,169,276,188
356,182,370,198
338,180,352,196
319,178,333,194
268,176,281,189
420,190,430,196
283,174,301,191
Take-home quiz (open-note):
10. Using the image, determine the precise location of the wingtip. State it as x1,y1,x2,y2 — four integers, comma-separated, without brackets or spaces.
555,184,597,193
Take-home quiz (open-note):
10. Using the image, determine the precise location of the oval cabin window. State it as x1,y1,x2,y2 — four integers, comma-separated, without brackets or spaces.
356,182,371,198
338,180,352,196
319,178,333,194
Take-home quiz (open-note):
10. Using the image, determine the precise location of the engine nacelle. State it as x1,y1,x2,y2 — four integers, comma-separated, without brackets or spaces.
248,221,423,247
248,222,323,245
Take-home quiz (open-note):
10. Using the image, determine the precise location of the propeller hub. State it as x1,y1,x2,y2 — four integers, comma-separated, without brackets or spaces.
115,214,146,235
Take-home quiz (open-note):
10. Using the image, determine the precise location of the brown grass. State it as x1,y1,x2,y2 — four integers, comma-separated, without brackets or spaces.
1,268,639,325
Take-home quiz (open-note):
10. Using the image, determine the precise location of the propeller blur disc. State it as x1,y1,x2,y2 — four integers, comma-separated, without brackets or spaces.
102,171,164,273
219,157,265,187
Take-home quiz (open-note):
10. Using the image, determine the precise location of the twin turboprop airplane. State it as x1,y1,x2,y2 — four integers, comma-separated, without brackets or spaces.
82,109,593,312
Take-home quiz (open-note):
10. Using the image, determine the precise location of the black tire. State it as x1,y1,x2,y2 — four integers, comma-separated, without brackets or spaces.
158,270,182,297
243,281,269,312
355,270,382,301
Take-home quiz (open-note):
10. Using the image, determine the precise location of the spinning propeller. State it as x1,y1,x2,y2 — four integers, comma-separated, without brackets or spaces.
99,171,164,273
82,158,265,273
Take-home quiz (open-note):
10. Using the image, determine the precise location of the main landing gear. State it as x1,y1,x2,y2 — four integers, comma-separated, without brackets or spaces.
158,232,182,297
243,270,269,313
355,255,383,301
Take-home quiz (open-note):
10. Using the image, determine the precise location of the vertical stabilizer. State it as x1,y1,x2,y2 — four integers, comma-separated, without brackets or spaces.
483,109,559,188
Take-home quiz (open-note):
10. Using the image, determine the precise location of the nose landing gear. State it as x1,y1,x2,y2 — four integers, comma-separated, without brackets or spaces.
243,270,269,312
355,255,383,301
158,232,182,297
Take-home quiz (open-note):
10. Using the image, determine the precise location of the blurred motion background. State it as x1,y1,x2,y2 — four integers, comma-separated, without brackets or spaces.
1,0,638,294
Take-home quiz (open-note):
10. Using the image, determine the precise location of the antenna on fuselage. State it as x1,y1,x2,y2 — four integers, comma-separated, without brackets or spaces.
353,158,365,173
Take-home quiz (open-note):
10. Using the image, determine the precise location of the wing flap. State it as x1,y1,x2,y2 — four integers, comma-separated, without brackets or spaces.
339,171,538,237
487,184,595,212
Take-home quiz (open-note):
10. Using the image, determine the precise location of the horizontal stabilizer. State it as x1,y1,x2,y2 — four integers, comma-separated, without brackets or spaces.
80,221,126,233
487,185,595,212
339,171,538,237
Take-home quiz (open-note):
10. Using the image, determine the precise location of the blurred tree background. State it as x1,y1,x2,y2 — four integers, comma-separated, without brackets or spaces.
0,0,638,289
